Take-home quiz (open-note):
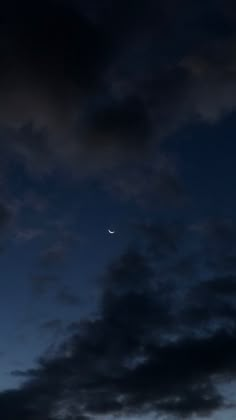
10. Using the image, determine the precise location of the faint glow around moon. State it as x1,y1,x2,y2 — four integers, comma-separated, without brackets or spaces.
108,229,115,234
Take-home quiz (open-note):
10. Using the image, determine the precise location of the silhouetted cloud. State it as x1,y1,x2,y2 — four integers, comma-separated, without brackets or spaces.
1,220,236,418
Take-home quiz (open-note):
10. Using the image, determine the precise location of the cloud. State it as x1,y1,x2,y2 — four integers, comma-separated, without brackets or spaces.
201,275,236,296
2,1,236,418
2,220,236,418
0,0,235,196
0,0,112,175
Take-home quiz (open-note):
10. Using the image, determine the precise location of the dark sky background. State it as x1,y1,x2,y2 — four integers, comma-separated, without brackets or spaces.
2,1,236,419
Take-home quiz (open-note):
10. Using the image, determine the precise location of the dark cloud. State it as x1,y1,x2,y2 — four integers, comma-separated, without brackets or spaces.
0,0,235,194
2,220,236,418
202,275,236,296
0,0,112,174
2,0,236,418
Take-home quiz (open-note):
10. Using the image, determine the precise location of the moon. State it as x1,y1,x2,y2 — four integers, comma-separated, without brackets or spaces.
108,229,115,234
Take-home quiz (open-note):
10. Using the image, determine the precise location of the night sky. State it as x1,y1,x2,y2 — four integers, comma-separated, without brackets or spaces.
2,1,236,419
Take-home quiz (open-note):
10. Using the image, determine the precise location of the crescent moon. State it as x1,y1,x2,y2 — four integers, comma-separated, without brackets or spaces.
108,229,115,234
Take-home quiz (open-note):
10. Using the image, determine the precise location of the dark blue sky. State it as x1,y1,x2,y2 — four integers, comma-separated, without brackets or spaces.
1,1,236,419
